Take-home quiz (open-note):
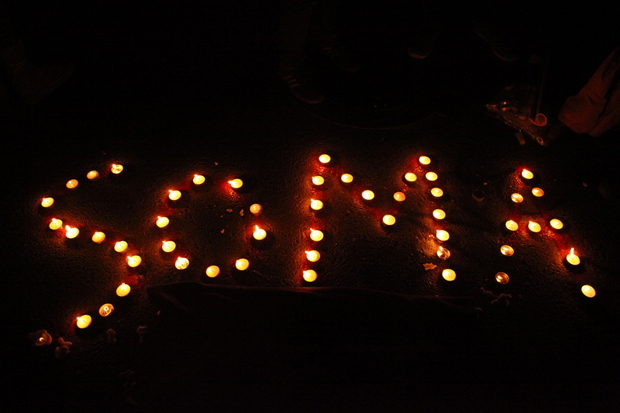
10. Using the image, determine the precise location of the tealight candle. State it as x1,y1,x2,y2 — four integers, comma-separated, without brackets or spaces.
310,199,323,210
393,192,406,202
303,270,317,282
66,179,79,189
176,257,190,270
235,258,249,271
318,154,331,164
168,190,182,201
65,225,79,239
92,231,106,243
114,241,128,253
442,269,456,281
229,179,243,189
341,173,353,183
383,215,396,226
76,315,92,329
156,216,170,228
312,176,324,186
162,240,176,252
505,220,518,231
431,187,443,197
49,218,63,230
436,230,450,241
206,265,220,278
250,204,262,215
310,229,324,242
253,226,267,240
404,173,417,182
500,245,514,256
566,248,580,266
99,304,114,317
521,169,534,179
425,172,438,181
127,255,142,267
87,170,99,180
581,285,596,298
193,174,205,185
305,250,320,262
495,272,510,284
432,209,446,220
550,219,564,230
111,163,124,174
116,283,131,297
511,193,524,203
362,190,375,200
41,197,54,208
532,187,544,197
419,156,431,165
437,246,450,260
528,221,541,233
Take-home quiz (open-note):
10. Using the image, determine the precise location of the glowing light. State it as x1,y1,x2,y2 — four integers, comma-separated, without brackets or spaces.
66,179,78,189
382,215,395,226
521,169,534,179
162,241,176,253
49,218,63,230
362,190,375,200
425,172,438,181
318,154,331,164
114,241,128,253
341,174,353,183
235,258,249,271
394,192,406,202
566,248,580,266
312,176,324,186
495,272,510,284
168,190,182,201
250,204,262,215
310,229,324,242
175,257,190,270
581,285,596,298
404,173,417,182
156,216,170,228
511,193,524,203
437,246,450,260
442,269,456,281
253,226,267,241
99,304,114,317
303,270,317,282
116,283,131,297
500,245,514,256
229,179,243,189
127,255,142,267
206,265,220,278
532,187,544,197
432,209,446,220
111,163,124,174
436,230,450,241
65,225,79,239
76,315,92,329
528,221,541,233
505,220,518,231
193,174,205,185
431,187,443,197
305,250,320,262
419,156,431,165
87,170,99,180
550,219,563,230
310,199,323,211
92,231,106,243
41,197,54,208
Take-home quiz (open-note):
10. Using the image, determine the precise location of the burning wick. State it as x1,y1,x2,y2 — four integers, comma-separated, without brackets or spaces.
394,192,406,202
528,221,541,233
511,193,524,203
303,270,317,283
310,229,324,242
175,257,190,270
250,204,262,215
341,174,353,183
425,172,438,181
99,304,114,317
404,173,417,182
436,230,450,241
566,248,580,266
156,216,170,228
550,219,564,230
66,179,78,189
318,154,331,164
505,220,518,231
116,283,131,297
41,197,54,208
229,179,243,189
442,269,456,281
162,241,176,252
76,315,92,329
419,156,431,165
310,199,323,211
305,250,320,262
168,190,182,201
437,246,450,260
432,209,446,220
312,176,324,186
49,218,63,230
532,187,545,197
495,272,510,284
127,255,142,267
87,170,99,180
521,169,534,179
235,258,249,271
115,241,128,253
111,164,124,174
500,245,514,256
206,265,220,278
65,225,79,239
581,285,596,298
431,188,443,198
193,174,205,185
253,226,267,241
362,190,375,200
92,231,106,243
383,215,396,226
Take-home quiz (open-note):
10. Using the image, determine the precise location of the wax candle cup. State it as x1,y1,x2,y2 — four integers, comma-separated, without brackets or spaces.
341,174,353,183
500,245,514,256
92,231,106,243
111,164,123,174
528,221,541,233
419,156,431,165
312,176,324,186
310,199,323,210
436,230,450,241
250,204,262,215
156,216,170,228
318,154,331,164
511,193,524,203
168,190,181,200
425,172,438,181
127,255,142,267
49,218,63,230
253,226,267,240
162,241,176,252
521,169,534,179
116,283,131,297
229,179,243,189
206,265,220,278
432,209,446,220
66,179,78,189
393,192,406,202
532,187,544,197
193,174,205,185
581,285,596,298
437,246,450,260
99,304,114,317
235,258,249,271
306,250,320,262
550,219,563,230
566,248,580,266
41,197,54,208
404,172,417,182
431,188,443,197
76,315,92,329
505,220,518,231
115,241,128,253
87,170,99,180
310,229,324,242
303,270,317,283
495,272,510,284
65,225,79,239
383,215,396,226
442,269,456,281
176,257,190,270
362,190,375,200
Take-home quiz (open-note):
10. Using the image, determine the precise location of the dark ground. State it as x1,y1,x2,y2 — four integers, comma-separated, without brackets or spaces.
3,1,620,411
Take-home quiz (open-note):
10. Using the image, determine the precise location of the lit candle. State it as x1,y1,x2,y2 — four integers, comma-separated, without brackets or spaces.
312,176,324,186
156,216,170,228
111,163,124,174
66,179,79,189
87,170,99,180
495,272,510,284
168,190,182,200
432,209,446,220
419,156,431,165
431,187,443,197
229,179,243,189
193,174,205,185
511,193,524,203
442,269,456,281
425,172,438,181
303,270,317,282
532,187,544,197
437,246,450,260
581,285,596,298
566,248,580,265
127,255,142,267
206,265,220,278
382,215,396,226
310,199,323,211
65,225,79,239
235,258,249,271
176,257,190,270
49,218,63,230
250,203,262,215
41,197,54,208
305,250,320,262
318,154,331,164
253,225,267,240
115,241,128,253
550,219,563,230
521,169,534,179
116,283,131,297
362,190,375,200
162,240,176,252
500,245,514,256
505,220,518,231
341,173,353,183
76,315,92,329
92,231,106,243
393,192,406,202
528,221,541,233
404,172,417,182
99,304,114,317
310,229,324,242
436,230,450,241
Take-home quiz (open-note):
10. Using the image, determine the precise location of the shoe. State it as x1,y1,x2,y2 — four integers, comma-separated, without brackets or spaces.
321,46,361,73
278,65,324,104
475,28,520,62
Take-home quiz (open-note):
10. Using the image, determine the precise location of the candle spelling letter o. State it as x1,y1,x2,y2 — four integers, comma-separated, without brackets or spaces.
442,269,456,281
176,257,190,270
394,192,406,202
528,221,541,233
127,255,142,267
318,154,331,164
310,199,323,211
505,220,518,231
425,172,438,181
581,285,596,298
550,219,564,230
206,265,220,278
76,315,92,329
99,304,114,317
66,179,78,189
168,190,182,201
312,176,324,186
65,225,79,239
432,209,446,220
341,174,353,183
235,258,249,271
253,226,267,241
162,241,176,252
116,283,131,297
193,174,205,185
306,250,320,262
156,216,170,228
87,170,99,180
500,245,514,256
521,169,534,179
115,241,128,253
303,270,317,282
495,272,510,284
362,190,375,200
41,197,54,208
566,248,580,266
419,156,431,165
383,215,396,226
92,231,106,243
404,173,417,182
310,229,324,242
49,218,63,230
431,188,443,198
532,187,544,197
511,193,524,203
250,204,262,215
436,230,450,241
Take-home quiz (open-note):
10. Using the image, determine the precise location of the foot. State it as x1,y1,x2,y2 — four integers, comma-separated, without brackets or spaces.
278,65,324,104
